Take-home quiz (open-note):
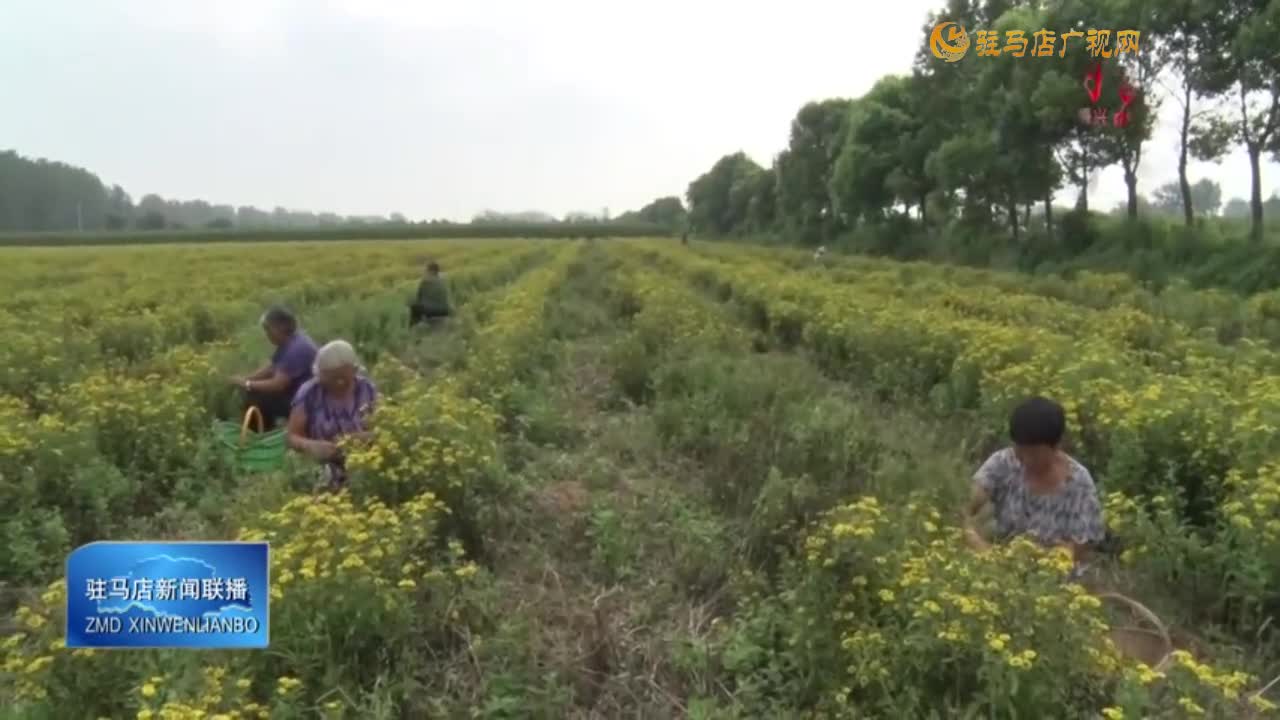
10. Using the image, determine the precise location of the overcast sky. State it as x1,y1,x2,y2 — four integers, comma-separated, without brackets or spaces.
2,0,1277,221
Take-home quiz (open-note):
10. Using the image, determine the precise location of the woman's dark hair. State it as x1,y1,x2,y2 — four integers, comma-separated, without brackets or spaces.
1009,396,1066,447
260,305,297,334
427,261,440,274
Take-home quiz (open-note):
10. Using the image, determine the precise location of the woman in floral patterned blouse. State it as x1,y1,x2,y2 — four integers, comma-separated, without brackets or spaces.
964,396,1106,571
285,339,377,490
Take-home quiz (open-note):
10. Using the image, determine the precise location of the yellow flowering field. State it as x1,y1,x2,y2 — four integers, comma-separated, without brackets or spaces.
344,243,579,550
604,259,753,404
0,241,501,399
0,237,583,717
4,492,483,718
711,241,1280,348
3,236,1277,717
601,240,1278,717
679,242,1278,616
715,491,1272,718
633,240,1280,522
0,240,553,584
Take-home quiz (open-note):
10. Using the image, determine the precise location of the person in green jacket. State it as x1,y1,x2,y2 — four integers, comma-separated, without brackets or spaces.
410,261,452,327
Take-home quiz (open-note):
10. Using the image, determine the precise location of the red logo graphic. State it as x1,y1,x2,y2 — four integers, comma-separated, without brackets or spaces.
1083,63,1103,104
1078,63,1134,129
1114,79,1135,128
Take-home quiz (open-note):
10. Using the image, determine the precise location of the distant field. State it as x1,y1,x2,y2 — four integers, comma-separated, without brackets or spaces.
1,238,1275,718
0,222,663,247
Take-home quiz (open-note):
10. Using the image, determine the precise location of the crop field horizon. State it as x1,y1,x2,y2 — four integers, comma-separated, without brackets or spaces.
1,237,1277,718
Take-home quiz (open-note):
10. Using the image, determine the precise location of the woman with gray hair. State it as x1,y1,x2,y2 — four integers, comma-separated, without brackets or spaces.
285,339,378,490
230,305,317,430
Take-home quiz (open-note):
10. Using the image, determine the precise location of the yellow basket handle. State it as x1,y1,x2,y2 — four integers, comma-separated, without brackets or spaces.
240,406,265,446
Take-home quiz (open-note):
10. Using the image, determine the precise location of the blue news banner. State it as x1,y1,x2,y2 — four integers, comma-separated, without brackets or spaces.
65,541,269,649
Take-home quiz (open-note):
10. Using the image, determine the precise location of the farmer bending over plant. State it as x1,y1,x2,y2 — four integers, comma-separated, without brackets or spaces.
964,396,1106,575
230,306,318,431
286,339,377,491
409,260,452,327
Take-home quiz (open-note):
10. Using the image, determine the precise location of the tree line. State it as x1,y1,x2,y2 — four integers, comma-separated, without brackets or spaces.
0,221,662,248
0,147,675,235
658,0,1280,249
1106,178,1280,219
0,150,429,233
0,150,641,234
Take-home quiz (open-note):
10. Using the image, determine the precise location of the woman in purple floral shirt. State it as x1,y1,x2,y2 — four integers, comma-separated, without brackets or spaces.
285,339,377,490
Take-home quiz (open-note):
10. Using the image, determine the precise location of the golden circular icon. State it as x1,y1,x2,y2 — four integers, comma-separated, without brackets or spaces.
930,21,970,63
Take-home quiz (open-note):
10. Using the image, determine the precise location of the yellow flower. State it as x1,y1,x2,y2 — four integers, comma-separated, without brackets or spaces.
984,632,1010,653
1177,696,1205,716
276,675,303,695
140,682,157,698
24,656,54,674
1101,706,1124,719
1134,663,1164,685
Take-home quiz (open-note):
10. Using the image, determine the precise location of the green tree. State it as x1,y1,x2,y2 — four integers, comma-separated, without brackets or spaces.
830,75,939,228
1193,177,1224,215
616,196,688,232
1145,0,1215,224
106,184,133,230
1098,0,1169,219
1154,178,1222,215
983,5,1076,240
911,2,1082,237
686,152,767,235
1190,0,1280,241
137,211,166,230
775,99,853,244
1222,196,1250,217
830,90,902,226
736,168,778,233
1038,0,1131,216
0,150,112,231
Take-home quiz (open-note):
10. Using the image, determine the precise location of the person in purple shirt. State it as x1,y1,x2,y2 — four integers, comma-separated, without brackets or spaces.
286,339,377,490
229,306,318,430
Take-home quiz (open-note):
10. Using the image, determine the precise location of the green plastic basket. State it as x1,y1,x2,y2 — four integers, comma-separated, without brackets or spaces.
215,406,287,473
